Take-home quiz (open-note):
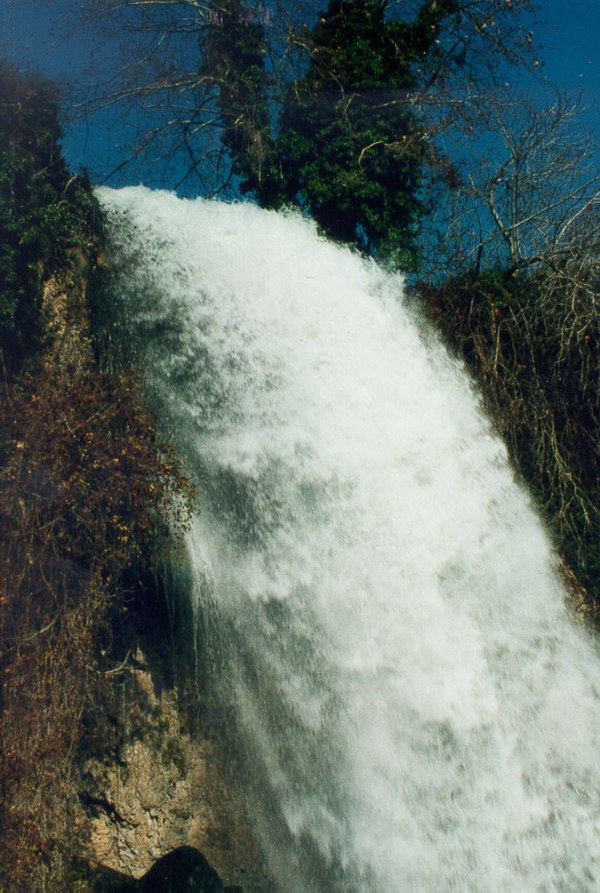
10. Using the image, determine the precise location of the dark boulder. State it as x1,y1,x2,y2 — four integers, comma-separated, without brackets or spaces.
88,846,237,892
138,846,225,892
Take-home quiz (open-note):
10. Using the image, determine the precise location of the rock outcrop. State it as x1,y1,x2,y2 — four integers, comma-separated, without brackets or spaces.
78,647,268,890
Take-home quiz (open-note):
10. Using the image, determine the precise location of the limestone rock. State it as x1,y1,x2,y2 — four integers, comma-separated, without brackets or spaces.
79,649,269,890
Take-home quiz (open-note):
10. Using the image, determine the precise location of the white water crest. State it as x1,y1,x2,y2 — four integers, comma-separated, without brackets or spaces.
97,185,600,892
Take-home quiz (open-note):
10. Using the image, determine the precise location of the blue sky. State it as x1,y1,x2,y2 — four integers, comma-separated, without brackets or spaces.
1,0,599,186
539,0,600,116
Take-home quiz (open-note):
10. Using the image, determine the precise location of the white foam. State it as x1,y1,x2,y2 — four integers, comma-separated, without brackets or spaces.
98,185,600,892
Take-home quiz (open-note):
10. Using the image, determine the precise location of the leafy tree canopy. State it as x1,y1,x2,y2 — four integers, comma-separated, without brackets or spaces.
201,0,460,268
276,0,460,267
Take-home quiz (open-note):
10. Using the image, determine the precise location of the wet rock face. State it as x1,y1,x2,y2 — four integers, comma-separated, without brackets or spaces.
79,649,270,891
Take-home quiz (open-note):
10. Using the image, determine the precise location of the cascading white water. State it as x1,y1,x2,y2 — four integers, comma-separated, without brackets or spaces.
97,185,600,892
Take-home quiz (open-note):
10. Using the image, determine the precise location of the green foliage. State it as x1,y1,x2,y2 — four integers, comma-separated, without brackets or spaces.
200,0,281,203
203,0,459,268
422,266,600,601
0,59,96,373
275,0,458,266
276,0,441,265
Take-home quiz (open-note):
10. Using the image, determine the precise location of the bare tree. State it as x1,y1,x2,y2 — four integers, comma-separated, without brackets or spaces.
417,86,600,598
68,0,540,193
420,87,600,277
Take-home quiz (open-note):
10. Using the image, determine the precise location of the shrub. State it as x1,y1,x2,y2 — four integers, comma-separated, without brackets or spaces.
421,266,599,602
0,59,97,374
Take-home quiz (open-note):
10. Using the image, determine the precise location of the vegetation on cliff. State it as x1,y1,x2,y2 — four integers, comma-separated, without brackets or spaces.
0,60,97,375
422,266,599,604
0,62,194,891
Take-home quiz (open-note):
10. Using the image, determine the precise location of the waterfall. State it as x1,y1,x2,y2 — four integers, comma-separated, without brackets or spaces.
97,185,600,892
